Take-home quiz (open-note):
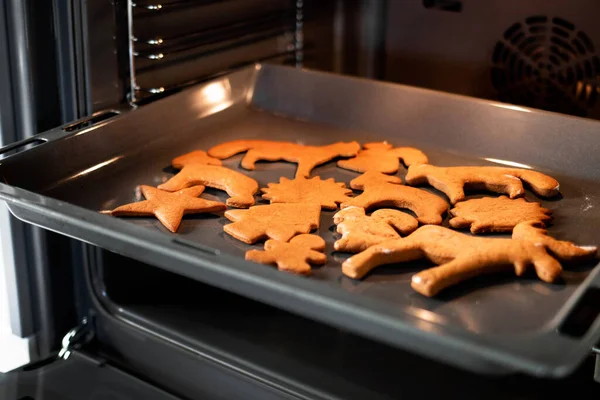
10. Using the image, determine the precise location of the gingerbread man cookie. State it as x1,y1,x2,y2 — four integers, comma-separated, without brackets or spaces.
105,185,226,233
342,221,596,297
208,140,360,178
158,150,259,208
449,196,552,233
333,207,418,253
405,164,560,204
338,142,428,174
341,172,448,225
246,234,327,275
223,203,321,244
261,176,352,210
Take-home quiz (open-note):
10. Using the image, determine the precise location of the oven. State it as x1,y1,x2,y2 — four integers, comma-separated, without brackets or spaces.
1,1,599,399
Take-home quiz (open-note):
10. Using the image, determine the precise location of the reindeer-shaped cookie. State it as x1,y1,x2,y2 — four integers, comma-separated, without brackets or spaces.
343,221,596,297
405,164,560,204
208,140,360,178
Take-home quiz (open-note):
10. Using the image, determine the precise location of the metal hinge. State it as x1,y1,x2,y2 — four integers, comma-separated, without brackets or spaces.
57,317,95,360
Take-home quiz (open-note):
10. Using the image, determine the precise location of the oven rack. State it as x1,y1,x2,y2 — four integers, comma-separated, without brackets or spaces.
126,0,303,102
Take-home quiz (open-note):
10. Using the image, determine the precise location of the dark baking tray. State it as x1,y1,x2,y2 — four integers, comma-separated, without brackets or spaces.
1,64,600,377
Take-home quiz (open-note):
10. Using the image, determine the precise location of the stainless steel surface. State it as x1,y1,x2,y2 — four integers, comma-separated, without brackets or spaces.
96,257,600,399
383,0,600,120
127,0,138,102
7,0,35,138
85,0,122,111
0,0,58,359
355,0,386,78
0,351,184,400
295,0,304,66
1,65,599,376
0,0,32,343
57,318,94,360
128,0,297,101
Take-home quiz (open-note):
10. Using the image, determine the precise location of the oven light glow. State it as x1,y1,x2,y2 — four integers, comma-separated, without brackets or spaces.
491,103,532,113
70,156,123,180
48,155,124,191
410,307,447,325
195,79,233,116
201,82,229,104
483,157,532,169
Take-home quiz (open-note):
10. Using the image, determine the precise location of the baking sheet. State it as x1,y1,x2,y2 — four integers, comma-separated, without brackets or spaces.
1,64,600,376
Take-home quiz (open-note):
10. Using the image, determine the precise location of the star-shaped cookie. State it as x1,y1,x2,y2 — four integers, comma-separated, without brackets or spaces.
106,185,226,233
261,176,352,210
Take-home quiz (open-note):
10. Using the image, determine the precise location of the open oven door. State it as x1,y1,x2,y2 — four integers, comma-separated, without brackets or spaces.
0,350,183,400
0,0,85,369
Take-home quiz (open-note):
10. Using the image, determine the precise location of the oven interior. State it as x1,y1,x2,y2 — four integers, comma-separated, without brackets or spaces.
94,248,598,398
3,0,600,396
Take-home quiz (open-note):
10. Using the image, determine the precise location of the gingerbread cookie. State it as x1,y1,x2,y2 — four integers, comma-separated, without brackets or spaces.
171,150,222,167
224,203,321,244
158,150,259,208
342,221,596,297
105,185,226,233
333,207,418,253
246,234,326,275
512,220,596,260
405,164,560,204
449,196,552,233
208,140,360,178
338,142,428,174
349,170,402,189
261,176,352,210
341,172,448,225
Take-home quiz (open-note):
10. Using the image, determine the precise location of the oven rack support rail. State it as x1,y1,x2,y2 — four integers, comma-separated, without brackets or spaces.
125,0,303,103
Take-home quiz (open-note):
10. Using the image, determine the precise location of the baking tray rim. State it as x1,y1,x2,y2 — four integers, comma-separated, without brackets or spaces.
2,183,600,377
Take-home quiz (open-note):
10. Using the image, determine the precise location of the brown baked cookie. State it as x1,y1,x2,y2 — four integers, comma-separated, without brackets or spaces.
405,164,560,204
349,170,402,189
338,142,428,174
171,150,222,167
511,220,596,260
261,176,352,210
158,150,259,208
342,221,596,297
224,203,321,244
105,185,226,233
246,234,327,275
333,207,418,253
208,140,360,178
449,196,552,233
341,172,448,225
